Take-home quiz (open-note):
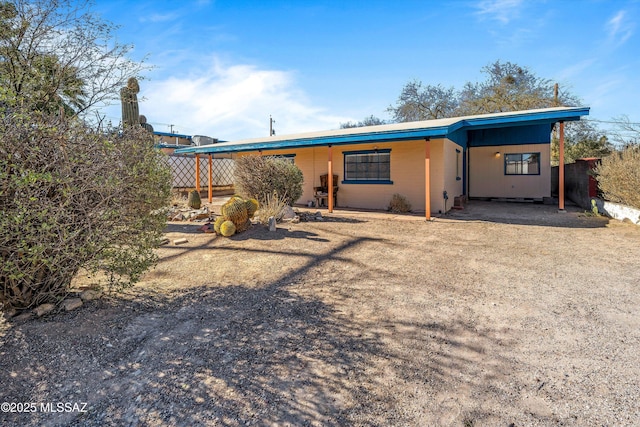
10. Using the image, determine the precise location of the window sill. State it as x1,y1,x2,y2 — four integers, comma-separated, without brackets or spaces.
341,180,394,185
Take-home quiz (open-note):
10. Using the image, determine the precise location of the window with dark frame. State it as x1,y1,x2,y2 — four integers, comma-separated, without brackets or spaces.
504,152,540,175
343,149,392,183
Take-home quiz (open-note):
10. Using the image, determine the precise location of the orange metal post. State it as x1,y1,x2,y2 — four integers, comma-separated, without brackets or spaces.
208,154,213,203
425,138,431,219
328,145,334,213
195,154,201,192
559,122,565,211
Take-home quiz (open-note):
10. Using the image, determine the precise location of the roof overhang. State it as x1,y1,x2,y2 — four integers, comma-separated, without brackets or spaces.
175,106,589,155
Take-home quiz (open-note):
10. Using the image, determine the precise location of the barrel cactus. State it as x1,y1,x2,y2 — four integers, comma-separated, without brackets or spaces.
220,220,236,237
246,198,259,218
221,197,249,228
213,216,226,234
188,190,202,209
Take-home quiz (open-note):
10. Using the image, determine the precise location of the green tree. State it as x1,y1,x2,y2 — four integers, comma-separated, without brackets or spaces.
551,120,612,165
389,60,581,123
340,115,387,128
0,0,145,118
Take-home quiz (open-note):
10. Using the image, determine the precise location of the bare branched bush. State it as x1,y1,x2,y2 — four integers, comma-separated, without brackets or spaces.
388,193,412,213
254,191,289,225
0,110,172,310
594,147,640,209
234,155,304,205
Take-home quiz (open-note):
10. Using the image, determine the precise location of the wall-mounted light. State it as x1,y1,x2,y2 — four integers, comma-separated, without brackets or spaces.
494,151,501,158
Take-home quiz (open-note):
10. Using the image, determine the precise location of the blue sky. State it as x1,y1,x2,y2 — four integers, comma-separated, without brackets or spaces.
92,0,639,141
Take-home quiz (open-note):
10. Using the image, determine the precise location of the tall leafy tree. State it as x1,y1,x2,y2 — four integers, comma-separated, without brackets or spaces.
0,0,145,118
388,60,581,123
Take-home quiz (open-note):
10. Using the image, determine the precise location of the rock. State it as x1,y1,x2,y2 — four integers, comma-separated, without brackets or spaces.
13,311,33,321
4,308,17,318
171,213,185,221
268,216,277,232
159,237,171,245
189,212,210,221
291,216,300,224
35,303,55,317
80,289,101,301
62,298,83,312
173,238,188,245
281,206,296,219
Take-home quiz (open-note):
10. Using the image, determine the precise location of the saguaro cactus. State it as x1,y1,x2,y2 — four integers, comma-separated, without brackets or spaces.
120,77,140,128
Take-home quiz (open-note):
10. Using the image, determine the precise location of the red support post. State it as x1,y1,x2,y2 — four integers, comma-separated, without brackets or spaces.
208,154,213,203
425,138,431,219
559,122,565,211
195,154,201,193
328,145,334,213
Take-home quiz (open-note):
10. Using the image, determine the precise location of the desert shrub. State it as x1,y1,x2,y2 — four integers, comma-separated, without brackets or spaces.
254,191,289,225
593,147,640,209
234,155,303,205
0,110,172,310
388,193,412,213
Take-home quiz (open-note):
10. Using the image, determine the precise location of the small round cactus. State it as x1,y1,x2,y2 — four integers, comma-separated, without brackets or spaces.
188,190,202,209
213,216,226,234
220,220,236,237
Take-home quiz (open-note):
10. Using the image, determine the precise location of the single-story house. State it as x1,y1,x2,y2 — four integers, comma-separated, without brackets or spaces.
175,106,589,217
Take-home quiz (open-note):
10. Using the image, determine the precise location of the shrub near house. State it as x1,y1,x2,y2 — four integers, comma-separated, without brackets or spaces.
594,147,640,210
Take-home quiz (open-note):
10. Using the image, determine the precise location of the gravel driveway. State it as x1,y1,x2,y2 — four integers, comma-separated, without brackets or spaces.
1,201,639,426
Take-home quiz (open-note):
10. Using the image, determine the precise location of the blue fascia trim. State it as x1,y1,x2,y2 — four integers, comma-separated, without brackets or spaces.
174,108,590,155
341,180,394,185
175,127,449,154
451,108,589,132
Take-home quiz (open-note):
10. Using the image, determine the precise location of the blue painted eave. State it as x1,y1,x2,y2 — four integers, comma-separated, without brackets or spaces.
175,107,590,155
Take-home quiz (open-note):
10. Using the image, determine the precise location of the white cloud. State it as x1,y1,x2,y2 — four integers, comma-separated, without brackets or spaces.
139,58,349,140
140,12,182,23
606,10,634,46
475,0,523,24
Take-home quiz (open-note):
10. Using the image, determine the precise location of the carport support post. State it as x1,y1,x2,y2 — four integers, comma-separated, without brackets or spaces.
195,154,201,192
328,145,334,213
425,138,431,219
208,154,213,203
559,121,565,212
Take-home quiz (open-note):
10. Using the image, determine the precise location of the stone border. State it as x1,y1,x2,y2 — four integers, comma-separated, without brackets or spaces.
595,198,640,225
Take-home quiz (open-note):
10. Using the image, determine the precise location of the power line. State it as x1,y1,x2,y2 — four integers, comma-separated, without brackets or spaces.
585,118,640,126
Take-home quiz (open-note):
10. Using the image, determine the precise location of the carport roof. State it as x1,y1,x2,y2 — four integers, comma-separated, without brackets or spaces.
175,106,589,155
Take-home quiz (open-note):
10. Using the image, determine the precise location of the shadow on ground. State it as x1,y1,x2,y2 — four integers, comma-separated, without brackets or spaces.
1,231,517,426
445,200,610,228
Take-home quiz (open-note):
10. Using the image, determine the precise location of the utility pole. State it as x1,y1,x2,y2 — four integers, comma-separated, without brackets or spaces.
169,124,175,134
269,115,276,136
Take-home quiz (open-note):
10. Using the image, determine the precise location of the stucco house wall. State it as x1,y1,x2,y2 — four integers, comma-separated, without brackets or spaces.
238,138,463,213
468,144,551,199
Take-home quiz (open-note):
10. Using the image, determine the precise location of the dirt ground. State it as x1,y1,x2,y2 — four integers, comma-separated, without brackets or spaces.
1,201,639,426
